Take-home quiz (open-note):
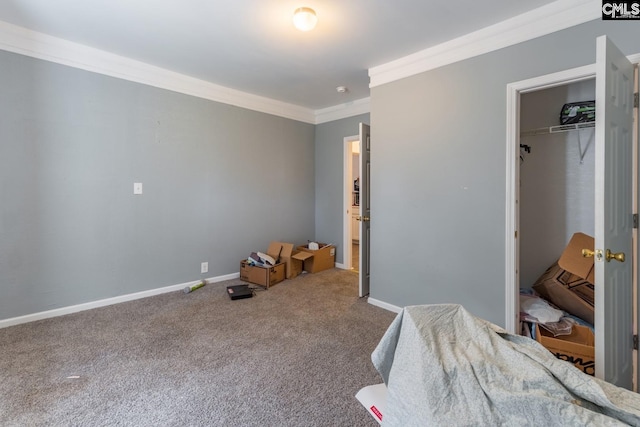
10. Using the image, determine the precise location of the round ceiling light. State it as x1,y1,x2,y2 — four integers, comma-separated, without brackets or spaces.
293,7,318,31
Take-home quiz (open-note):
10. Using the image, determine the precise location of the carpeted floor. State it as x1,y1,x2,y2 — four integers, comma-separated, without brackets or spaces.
0,269,396,426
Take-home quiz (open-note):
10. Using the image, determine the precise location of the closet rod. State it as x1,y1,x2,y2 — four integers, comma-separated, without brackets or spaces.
520,121,595,137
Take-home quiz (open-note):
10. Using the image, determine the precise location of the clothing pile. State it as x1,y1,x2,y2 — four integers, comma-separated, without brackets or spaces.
246,251,278,267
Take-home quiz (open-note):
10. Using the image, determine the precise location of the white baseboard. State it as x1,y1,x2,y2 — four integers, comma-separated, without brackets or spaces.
333,264,401,313
367,297,402,313
0,272,240,329
206,272,241,284
0,267,403,330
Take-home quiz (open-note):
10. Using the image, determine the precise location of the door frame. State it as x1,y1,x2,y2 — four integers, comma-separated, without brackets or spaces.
343,134,360,271
634,64,639,391
505,63,596,334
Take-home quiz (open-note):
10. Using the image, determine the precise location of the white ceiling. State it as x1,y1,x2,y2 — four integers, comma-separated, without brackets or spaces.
0,0,561,111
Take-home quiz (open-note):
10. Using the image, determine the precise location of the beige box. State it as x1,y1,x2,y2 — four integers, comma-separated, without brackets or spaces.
267,241,306,280
240,240,309,286
291,251,313,276
295,243,336,273
532,232,595,324
240,260,285,288
535,323,595,376
260,241,317,280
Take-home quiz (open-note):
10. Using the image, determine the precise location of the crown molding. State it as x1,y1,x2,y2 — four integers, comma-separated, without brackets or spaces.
369,0,601,88
0,20,319,124
314,97,370,124
0,0,598,126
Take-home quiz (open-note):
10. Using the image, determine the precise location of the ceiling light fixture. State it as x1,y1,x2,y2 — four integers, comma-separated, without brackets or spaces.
293,7,318,32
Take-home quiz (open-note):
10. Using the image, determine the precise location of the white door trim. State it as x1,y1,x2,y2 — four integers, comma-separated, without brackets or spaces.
506,54,640,334
505,64,596,334
634,65,640,391
344,134,359,271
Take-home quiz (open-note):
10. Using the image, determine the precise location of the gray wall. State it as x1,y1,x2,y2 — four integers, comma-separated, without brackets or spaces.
370,20,640,326
314,113,369,264
0,50,316,320
520,80,596,289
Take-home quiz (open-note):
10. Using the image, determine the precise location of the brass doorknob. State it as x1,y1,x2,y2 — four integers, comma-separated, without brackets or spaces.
356,216,370,222
582,249,594,258
605,249,625,263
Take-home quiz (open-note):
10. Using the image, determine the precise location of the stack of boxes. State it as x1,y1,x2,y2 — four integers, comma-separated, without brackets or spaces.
531,232,595,375
239,241,336,288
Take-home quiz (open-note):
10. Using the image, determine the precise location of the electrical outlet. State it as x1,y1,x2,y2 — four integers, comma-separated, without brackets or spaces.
201,262,208,274
133,182,143,194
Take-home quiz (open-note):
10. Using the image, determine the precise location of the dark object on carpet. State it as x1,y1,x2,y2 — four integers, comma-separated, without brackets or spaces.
227,284,253,300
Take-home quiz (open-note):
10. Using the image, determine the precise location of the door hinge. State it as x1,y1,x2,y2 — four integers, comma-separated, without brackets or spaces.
634,213,638,229
634,334,638,351
635,92,639,108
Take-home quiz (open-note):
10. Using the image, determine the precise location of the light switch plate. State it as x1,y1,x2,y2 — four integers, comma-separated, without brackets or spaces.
133,183,143,195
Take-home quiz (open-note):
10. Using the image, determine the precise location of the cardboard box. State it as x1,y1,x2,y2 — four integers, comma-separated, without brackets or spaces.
257,241,318,280
557,232,595,284
239,241,288,288
532,232,595,324
267,242,303,279
535,323,595,376
240,260,285,288
291,251,313,275
295,243,336,273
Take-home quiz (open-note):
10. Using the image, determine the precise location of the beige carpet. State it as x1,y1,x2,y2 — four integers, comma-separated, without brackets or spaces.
0,269,395,426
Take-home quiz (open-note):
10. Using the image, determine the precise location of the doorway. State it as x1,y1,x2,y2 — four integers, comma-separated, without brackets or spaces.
505,37,639,389
343,123,371,298
343,134,360,273
518,79,596,293
505,64,597,334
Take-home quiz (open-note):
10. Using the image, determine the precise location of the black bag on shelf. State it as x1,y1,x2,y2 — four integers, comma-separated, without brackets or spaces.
559,101,595,125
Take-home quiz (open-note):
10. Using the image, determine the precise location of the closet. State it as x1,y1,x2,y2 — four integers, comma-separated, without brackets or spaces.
510,36,636,389
518,78,597,376
519,78,596,292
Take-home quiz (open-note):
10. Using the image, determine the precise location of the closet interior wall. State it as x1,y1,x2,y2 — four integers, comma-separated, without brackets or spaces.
519,79,596,290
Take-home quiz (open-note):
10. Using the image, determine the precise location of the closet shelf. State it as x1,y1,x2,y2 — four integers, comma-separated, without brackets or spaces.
520,121,595,137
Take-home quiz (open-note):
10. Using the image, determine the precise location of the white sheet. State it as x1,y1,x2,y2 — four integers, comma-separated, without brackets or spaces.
371,304,640,426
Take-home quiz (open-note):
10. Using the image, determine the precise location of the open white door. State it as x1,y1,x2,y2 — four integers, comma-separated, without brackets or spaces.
359,123,371,297
594,35,635,388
